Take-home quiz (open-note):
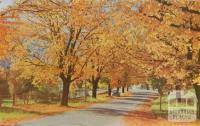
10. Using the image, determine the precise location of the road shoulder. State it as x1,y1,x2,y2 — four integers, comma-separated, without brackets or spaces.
123,95,200,126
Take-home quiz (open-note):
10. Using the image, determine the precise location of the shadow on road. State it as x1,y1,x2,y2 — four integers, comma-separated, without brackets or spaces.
83,92,158,117
84,108,130,116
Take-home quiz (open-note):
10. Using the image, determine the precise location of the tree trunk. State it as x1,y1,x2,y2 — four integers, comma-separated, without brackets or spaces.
127,87,129,91
0,95,2,107
92,76,100,99
160,95,162,111
60,74,71,106
176,92,182,103
117,87,120,93
122,87,125,93
146,84,149,90
23,95,26,105
175,85,181,102
84,81,87,102
198,49,200,64
27,95,29,105
197,103,200,119
193,84,200,118
12,93,16,106
108,83,111,96
92,82,97,98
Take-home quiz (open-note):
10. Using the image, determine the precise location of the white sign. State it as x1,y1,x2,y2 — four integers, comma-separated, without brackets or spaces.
168,90,197,122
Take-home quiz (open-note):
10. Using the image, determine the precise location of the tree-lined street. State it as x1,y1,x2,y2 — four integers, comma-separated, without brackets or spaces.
0,0,200,125
13,88,158,126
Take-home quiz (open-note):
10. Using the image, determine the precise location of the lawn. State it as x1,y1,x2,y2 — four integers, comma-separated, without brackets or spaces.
151,95,168,118
0,93,112,123
0,91,131,124
69,94,111,107
0,107,36,121
2,99,35,107
125,95,200,126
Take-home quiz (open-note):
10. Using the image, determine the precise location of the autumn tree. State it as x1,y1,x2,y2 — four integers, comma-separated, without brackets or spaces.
119,0,199,91
108,63,138,94
85,30,131,98
0,16,10,58
87,42,119,98
134,0,200,116
0,68,8,107
0,10,14,107
9,0,126,106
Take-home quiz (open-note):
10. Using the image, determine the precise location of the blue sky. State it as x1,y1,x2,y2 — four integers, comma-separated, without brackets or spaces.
0,0,14,10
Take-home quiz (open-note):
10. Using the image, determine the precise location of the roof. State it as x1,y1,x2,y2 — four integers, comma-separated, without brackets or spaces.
168,90,197,101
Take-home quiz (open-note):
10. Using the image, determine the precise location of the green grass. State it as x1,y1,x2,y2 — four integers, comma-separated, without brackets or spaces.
151,88,198,119
0,107,36,121
0,99,37,121
151,95,168,118
2,99,35,107
87,94,109,102
151,93,197,118
69,94,110,107
0,93,110,122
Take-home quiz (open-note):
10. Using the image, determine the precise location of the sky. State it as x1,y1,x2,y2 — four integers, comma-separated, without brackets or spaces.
0,0,14,10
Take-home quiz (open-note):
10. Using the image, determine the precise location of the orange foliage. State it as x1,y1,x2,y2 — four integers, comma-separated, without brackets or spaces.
0,16,12,58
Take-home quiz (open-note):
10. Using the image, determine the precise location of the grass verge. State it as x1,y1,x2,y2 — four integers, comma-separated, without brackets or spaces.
0,107,36,122
151,95,168,118
0,93,113,124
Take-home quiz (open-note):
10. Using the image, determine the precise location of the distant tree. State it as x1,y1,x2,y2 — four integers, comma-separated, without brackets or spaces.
0,68,9,107
0,13,14,106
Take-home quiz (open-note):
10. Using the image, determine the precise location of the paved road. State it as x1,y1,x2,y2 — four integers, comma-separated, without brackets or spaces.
13,88,158,126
